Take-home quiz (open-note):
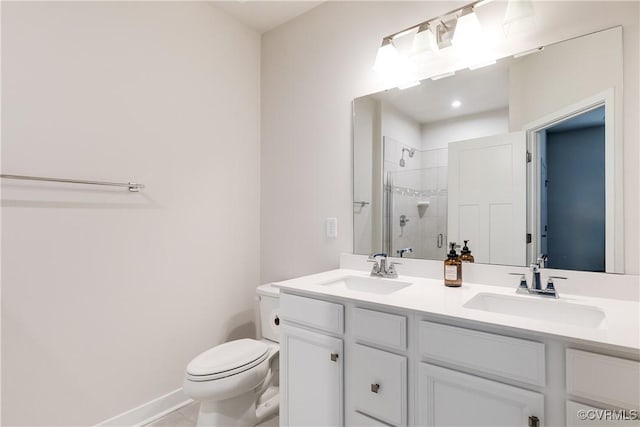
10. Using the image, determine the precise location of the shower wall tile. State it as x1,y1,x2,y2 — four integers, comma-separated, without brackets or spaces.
437,167,448,189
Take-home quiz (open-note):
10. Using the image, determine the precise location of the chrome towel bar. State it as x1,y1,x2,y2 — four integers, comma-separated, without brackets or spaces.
1,174,145,192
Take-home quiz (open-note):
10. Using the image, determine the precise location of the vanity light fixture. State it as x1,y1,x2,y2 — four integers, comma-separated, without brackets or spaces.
373,0,536,85
451,100,462,108
410,23,439,63
450,7,483,50
373,37,401,74
374,36,419,88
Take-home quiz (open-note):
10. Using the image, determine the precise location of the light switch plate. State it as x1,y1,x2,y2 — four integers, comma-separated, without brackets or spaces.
326,217,338,238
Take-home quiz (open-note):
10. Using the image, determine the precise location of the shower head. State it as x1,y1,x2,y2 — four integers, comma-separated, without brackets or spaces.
400,147,415,167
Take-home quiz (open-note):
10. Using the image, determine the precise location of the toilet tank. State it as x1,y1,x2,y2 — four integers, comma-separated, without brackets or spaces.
256,284,280,343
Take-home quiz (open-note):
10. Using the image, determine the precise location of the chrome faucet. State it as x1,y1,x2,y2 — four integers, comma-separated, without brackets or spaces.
510,255,565,298
531,255,548,290
368,252,401,278
397,247,413,258
530,264,542,290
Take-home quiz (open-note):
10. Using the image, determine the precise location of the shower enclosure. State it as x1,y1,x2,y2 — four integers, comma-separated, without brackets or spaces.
383,137,449,260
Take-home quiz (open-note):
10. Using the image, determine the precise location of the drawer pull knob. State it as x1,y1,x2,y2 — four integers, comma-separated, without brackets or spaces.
330,352,339,362
370,383,380,393
528,416,540,427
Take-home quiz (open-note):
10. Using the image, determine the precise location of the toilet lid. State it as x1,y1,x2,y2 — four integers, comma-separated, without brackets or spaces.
186,339,269,376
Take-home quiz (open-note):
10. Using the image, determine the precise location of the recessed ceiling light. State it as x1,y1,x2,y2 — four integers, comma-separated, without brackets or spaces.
451,100,462,108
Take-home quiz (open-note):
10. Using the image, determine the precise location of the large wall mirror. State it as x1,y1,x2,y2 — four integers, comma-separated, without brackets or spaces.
353,27,624,273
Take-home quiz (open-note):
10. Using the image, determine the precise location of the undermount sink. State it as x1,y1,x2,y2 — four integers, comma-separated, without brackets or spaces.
320,275,411,295
463,292,606,328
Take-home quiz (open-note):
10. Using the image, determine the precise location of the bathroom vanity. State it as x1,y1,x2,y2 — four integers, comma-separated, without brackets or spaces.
275,256,640,426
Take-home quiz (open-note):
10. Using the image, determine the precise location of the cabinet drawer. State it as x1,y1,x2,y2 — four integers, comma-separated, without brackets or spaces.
566,349,640,409
418,321,545,386
352,344,407,426
280,293,344,335
353,307,407,351
349,411,394,426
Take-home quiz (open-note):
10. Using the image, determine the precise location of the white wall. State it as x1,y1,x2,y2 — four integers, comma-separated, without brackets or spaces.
261,1,639,282
381,103,422,154
421,108,509,150
1,3,260,425
508,28,622,131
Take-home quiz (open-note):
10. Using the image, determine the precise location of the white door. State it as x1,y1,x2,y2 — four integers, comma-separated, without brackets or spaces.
280,324,343,426
448,131,527,265
418,363,544,426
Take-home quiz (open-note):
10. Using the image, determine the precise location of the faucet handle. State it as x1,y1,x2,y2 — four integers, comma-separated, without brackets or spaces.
546,276,566,287
369,252,387,259
545,276,566,297
509,273,528,290
386,261,401,277
367,258,380,273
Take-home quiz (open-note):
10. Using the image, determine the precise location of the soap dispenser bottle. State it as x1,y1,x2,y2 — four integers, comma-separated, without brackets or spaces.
460,240,475,263
444,242,462,287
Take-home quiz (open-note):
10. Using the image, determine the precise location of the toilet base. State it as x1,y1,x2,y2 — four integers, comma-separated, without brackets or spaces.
195,389,279,427
196,392,256,427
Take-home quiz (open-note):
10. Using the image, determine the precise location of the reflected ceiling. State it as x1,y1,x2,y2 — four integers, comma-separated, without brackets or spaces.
371,60,509,124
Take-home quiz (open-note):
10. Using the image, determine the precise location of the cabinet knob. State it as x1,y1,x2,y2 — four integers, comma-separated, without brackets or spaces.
528,416,540,427
370,383,380,393
330,352,339,362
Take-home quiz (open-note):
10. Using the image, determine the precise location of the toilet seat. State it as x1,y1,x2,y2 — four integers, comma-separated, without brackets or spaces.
186,339,270,382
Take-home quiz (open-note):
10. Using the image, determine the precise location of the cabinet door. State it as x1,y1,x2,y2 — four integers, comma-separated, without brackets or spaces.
566,401,638,426
352,344,407,426
281,324,343,426
418,363,544,426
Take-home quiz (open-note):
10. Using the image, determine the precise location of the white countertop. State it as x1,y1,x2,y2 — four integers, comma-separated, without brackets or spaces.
273,268,640,352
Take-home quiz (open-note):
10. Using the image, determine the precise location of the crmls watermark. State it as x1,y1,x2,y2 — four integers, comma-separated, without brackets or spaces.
577,409,639,421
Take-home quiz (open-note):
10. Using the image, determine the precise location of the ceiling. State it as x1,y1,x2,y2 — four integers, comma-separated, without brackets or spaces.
547,106,605,133
372,59,510,124
210,1,323,33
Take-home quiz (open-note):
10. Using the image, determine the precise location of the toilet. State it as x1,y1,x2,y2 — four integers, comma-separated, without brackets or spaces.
183,284,280,427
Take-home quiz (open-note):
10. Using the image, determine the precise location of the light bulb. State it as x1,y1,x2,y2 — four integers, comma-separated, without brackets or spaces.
373,37,418,88
451,9,483,51
412,24,438,54
373,39,401,74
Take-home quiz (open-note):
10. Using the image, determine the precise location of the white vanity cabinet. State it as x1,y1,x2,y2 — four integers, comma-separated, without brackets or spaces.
279,293,345,426
279,288,639,427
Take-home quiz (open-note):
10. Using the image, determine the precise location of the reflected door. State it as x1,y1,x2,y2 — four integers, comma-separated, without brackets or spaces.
448,132,527,265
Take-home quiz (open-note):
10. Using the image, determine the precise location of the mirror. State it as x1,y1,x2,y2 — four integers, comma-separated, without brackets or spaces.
353,27,624,273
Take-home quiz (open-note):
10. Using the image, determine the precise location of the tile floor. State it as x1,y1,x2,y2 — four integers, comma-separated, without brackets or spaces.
145,402,279,427
144,402,199,427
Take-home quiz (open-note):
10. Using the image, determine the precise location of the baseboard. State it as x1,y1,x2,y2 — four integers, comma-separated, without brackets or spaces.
96,388,192,427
